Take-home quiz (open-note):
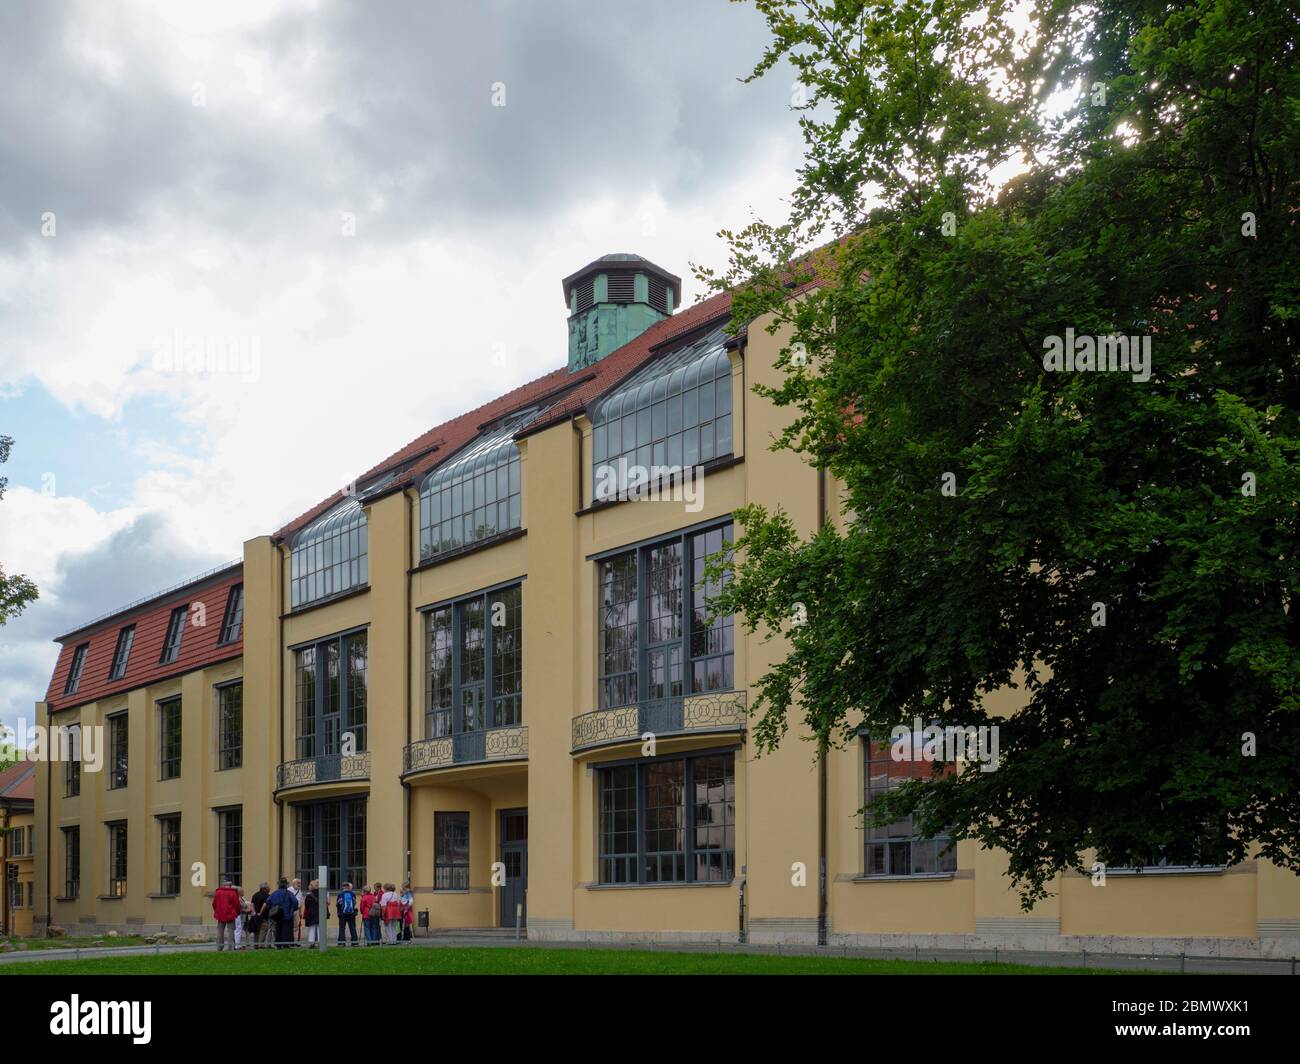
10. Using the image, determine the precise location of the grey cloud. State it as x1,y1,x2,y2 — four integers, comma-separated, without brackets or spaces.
0,512,227,732
0,0,795,248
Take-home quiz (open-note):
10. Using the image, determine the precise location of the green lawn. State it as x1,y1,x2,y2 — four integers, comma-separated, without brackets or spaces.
0,945,1133,976
2,935,148,952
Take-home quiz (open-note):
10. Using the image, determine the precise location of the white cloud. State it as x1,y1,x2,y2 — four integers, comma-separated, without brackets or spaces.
0,0,804,730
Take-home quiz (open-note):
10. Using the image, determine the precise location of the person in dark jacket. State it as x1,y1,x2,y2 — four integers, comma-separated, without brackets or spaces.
250,882,271,948
304,880,321,947
267,877,299,949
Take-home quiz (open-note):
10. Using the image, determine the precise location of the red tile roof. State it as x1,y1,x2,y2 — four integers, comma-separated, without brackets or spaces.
43,568,244,712
273,289,734,541
39,287,738,706
0,761,36,803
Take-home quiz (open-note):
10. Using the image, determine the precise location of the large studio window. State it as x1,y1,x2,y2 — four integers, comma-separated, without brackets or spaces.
597,523,733,709
294,630,368,759
424,584,522,739
597,751,735,885
862,733,956,877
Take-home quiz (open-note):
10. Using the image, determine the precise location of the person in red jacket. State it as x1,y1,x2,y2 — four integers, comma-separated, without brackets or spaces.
212,880,241,952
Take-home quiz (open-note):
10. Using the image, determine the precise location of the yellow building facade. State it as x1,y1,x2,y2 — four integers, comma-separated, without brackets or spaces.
1,762,36,938
30,255,1300,957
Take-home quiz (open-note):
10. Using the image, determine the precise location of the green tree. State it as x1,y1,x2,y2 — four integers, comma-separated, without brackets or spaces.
0,434,39,625
703,0,1299,903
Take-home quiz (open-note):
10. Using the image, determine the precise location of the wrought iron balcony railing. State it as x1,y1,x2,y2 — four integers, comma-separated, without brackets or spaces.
275,751,371,792
403,724,529,776
571,690,747,753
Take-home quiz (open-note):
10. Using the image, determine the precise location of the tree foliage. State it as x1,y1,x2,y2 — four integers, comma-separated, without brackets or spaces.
0,434,39,626
702,0,1299,902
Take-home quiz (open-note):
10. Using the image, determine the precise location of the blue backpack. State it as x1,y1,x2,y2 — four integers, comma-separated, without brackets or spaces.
337,890,356,916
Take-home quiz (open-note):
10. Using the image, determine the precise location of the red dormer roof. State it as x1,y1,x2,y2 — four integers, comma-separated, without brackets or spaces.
273,289,734,541
43,565,244,713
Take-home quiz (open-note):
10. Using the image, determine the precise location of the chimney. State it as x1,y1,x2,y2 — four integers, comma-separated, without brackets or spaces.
562,253,681,373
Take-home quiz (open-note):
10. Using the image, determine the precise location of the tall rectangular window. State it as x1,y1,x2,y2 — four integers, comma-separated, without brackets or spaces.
159,605,187,664
159,698,182,780
345,632,367,752
423,585,523,739
63,643,88,695
9,828,24,856
64,725,81,797
862,735,956,877
63,827,80,899
108,713,128,789
217,682,242,770
109,625,135,681
218,584,244,644
107,821,128,897
295,646,317,759
597,751,735,885
295,798,366,890
597,522,733,709
598,554,638,709
434,812,470,890
158,815,181,895
217,808,242,886
426,607,453,738
599,765,637,884
294,631,367,760
689,526,735,692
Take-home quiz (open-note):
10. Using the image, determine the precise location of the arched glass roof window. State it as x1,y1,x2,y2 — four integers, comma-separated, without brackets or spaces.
590,326,732,498
290,496,368,608
419,406,547,562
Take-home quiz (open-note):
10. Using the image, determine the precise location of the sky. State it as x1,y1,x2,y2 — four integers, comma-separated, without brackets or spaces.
0,0,805,737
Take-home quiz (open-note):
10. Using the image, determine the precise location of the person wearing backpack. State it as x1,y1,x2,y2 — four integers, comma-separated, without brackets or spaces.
212,879,241,951
336,881,359,945
267,877,299,949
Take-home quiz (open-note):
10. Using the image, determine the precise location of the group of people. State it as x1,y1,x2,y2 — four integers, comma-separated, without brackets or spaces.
211,878,416,949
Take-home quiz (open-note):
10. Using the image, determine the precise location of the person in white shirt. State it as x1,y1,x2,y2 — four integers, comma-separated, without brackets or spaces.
380,883,399,944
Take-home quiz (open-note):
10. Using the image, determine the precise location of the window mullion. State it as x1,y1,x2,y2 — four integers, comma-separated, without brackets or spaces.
637,547,648,703
484,592,495,729
684,756,695,883
636,762,646,885
680,533,691,696
452,605,462,735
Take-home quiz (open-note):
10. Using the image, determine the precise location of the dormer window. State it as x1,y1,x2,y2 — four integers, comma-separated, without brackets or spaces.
109,625,135,681
160,605,187,664
218,584,244,644
63,643,88,695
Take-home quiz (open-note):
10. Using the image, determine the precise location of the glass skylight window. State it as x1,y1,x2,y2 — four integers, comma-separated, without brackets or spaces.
590,326,733,499
290,497,368,608
418,406,547,561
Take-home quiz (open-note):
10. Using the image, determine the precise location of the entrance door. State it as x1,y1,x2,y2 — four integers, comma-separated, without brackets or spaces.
499,808,527,929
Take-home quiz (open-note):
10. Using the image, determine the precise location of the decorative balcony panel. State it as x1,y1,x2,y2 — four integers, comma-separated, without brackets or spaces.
571,690,746,753
275,751,371,792
403,725,528,777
